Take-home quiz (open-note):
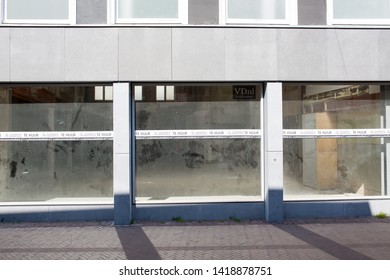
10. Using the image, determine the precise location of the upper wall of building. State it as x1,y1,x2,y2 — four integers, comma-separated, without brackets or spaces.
1,26,390,83
1,1,390,83
0,0,389,26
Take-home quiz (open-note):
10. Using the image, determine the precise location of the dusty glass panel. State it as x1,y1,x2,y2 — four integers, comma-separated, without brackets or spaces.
0,141,112,202
136,139,261,200
0,86,113,202
284,138,382,197
282,84,389,198
0,86,113,131
136,85,261,130
135,84,262,202
283,85,382,130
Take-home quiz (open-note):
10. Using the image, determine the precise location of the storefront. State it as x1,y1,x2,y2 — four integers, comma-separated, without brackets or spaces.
1,82,390,223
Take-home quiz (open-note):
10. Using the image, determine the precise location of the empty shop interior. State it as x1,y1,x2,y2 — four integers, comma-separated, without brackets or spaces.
1,83,390,223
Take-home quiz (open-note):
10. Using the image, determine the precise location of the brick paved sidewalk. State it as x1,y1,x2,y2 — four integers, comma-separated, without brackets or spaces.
0,218,389,260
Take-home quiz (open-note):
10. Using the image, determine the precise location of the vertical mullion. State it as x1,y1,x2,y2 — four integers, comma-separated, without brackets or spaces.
113,82,131,225
264,82,284,223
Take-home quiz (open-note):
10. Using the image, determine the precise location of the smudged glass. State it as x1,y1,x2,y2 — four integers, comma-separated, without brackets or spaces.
134,84,262,202
0,86,113,202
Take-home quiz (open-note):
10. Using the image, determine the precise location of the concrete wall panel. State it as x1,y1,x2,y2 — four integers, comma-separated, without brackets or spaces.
277,29,329,81
65,28,118,81
225,29,277,80
377,30,390,80
77,0,107,24
285,200,390,219
135,203,264,221
10,28,65,82
172,28,225,80
334,30,379,81
0,205,113,222
3,27,390,82
119,28,172,81
325,29,349,80
0,28,9,82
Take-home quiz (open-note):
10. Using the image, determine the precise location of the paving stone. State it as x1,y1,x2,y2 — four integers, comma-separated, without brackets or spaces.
0,219,389,260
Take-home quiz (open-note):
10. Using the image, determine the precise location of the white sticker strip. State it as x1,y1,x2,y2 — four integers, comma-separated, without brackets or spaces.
0,131,114,142
283,129,390,138
135,129,262,140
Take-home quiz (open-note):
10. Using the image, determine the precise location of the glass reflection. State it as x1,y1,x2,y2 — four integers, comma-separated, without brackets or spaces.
136,139,261,200
284,138,382,197
135,84,262,202
0,141,113,202
0,85,113,202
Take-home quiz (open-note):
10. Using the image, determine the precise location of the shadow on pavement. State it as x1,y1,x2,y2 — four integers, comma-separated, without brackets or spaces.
115,226,161,260
274,224,371,260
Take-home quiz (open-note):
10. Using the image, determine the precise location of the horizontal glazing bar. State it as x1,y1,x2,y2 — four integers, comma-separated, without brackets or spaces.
0,131,113,141
135,129,262,140
283,129,390,138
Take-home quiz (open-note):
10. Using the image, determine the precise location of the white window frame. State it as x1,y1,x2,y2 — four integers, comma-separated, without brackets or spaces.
133,83,265,204
115,0,188,24
2,0,76,25
219,0,297,25
0,0,3,25
327,0,390,25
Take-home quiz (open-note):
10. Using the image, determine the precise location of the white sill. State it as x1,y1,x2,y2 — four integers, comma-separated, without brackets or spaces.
136,195,263,204
0,197,114,206
284,194,390,201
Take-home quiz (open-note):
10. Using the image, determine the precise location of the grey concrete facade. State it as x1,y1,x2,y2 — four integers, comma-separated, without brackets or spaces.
1,1,390,224
2,27,390,82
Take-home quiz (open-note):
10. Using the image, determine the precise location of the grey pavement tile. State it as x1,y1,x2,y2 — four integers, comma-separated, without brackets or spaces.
0,219,389,260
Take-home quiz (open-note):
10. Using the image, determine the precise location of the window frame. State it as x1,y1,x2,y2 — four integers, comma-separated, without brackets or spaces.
327,0,390,25
219,0,297,25
132,82,265,204
115,0,188,24
2,0,76,25
282,83,390,200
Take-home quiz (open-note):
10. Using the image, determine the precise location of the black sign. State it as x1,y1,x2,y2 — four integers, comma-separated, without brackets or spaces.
233,85,256,100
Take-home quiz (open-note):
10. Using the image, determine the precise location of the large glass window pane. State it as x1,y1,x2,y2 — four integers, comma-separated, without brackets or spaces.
135,85,260,130
118,0,178,19
0,86,113,132
283,84,390,198
0,86,113,202
0,141,112,202
283,85,382,130
284,138,382,197
227,0,286,20
135,84,262,203
136,139,261,201
6,0,69,20
333,0,390,20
